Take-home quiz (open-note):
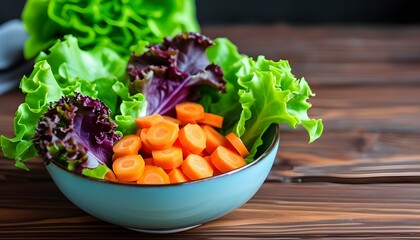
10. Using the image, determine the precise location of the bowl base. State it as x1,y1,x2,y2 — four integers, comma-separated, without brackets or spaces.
125,224,201,234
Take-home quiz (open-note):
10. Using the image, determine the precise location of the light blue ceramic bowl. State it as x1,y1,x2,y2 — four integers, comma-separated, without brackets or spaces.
45,124,280,233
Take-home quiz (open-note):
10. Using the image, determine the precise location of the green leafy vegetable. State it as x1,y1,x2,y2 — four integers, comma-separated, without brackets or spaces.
204,38,323,161
34,93,121,173
127,32,226,116
82,164,113,179
22,0,200,59
0,35,146,170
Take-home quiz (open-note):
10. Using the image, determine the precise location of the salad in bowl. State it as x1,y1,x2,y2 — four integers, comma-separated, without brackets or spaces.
0,32,323,232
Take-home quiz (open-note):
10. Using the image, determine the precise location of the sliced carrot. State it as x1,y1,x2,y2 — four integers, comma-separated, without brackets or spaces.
137,165,170,185
203,156,216,170
178,123,206,154
162,115,181,125
203,155,221,176
168,168,190,184
113,134,142,158
201,125,227,154
112,154,145,182
181,154,213,180
144,157,154,165
104,170,118,182
146,121,179,150
139,128,153,156
135,114,164,128
152,146,183,170
198,112,224,128
175,102,205,123
135,128,142,137
225,132,250,157
211,146,246,173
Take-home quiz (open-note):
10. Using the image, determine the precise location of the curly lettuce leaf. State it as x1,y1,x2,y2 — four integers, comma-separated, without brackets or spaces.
0,35,146,170
205,39,323,161
127,32,225,116
22,0,199,59
33,94,121,172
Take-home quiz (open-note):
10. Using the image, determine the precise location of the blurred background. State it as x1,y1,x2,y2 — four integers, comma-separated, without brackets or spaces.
1,0,420,25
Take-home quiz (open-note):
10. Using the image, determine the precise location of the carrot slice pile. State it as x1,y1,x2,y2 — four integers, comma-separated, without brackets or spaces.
113,154,145,182
137,165,170,184
225,132,250,157
168,168,189,184
211,146,246,173
201,125,226,154
175,102,205,124
181,154,214,180
198,112,224,128
112,134,142,159
178,123,206,154
109,101,251,184
152,146,183,170
135,114,164,128
146,121,179,150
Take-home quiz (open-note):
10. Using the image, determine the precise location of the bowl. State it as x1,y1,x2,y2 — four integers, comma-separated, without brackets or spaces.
45,124,280,233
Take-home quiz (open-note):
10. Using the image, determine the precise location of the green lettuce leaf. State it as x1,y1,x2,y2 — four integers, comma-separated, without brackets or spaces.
82,164,112,179
205,39,323,162
22,0,199,59
0,35,146,170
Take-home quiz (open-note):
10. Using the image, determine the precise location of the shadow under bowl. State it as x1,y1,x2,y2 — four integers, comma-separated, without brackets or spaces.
45,124,280,233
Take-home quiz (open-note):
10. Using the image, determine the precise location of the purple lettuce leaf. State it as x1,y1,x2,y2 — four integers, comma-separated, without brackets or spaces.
33,93,121,172
126,32,226,116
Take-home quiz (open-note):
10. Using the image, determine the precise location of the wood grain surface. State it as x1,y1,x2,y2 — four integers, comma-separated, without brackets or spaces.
1,25,420,238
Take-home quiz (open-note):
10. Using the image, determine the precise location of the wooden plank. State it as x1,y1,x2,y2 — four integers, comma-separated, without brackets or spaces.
310,85,420,131
202,25,420,63
202,25,420,85
2,182,420,238
271,131,420,183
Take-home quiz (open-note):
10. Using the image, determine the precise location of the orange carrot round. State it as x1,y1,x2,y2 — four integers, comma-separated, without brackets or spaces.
198,112,224,128
211,146,247,173
113,134,142,158
139,128,153,156
146,121,179,150
178,123,206,154
175,102,205,123
143,157,154,165
137,165,170,184
168,168,190,184
204,156,222,176
225,132,250,157
135,114,164,128
104,170,118,182
181,154,213,180
152,146,183,170
162,115,181,125
112,154,145,182
201,125,227,154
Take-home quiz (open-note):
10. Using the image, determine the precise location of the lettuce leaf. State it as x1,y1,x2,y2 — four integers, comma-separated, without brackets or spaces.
0,35,146,170
205,38,323,161
127,32,225,116
22,0,199,59
34,94,121,172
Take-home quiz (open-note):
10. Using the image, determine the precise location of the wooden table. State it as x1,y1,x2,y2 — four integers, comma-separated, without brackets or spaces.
1,25,420,239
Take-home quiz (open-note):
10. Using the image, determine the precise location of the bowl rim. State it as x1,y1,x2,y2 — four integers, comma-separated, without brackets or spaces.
48,124,280,188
